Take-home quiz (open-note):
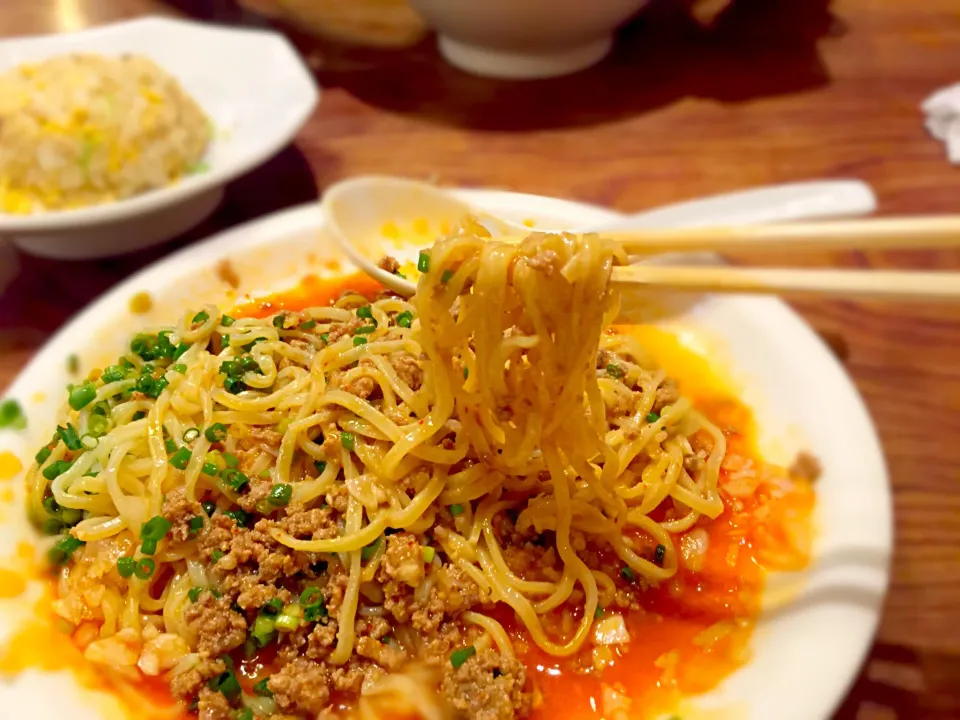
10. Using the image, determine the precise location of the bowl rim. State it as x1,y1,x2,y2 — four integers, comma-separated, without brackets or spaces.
0,17,320,234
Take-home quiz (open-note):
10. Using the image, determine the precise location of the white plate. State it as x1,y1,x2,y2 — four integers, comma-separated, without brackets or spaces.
0,17,319,259
0,191,892,720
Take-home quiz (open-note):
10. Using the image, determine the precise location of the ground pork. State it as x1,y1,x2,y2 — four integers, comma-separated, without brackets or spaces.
183,592,247,656
388,351,423,390
522,249,559,275
441,648,532,720
269,658,331,715
280,507,339,540
236,478,274,513
197,686,233,720
356,635,407,670
344,373,377,400
327,318,365,343
169,656,226,699
377,256,400,274
161,487,204,544
248,426,284,448
378,532,424,587
652,378,680,413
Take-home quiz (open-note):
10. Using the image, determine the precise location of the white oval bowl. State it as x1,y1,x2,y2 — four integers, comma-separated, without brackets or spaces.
0,190,891,720
0,17,320,259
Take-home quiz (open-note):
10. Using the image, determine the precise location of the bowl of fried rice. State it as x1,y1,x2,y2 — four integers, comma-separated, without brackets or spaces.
0,18,319,259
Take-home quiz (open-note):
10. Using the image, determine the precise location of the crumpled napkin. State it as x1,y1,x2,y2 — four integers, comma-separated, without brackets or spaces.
923,83,960,164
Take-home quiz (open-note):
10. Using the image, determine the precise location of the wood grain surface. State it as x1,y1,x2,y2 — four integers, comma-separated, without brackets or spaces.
2,0,959,717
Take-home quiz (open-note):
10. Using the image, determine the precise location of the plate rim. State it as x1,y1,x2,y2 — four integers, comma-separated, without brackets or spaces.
0,190,892,720
0,17,320,234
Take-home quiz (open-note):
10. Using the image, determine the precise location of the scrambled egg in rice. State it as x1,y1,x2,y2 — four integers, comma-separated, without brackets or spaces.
0,53,211,214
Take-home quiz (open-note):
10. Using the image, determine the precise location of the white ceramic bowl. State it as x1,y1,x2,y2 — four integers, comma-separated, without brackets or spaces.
0,17,320,259
0,189,890,720
408,0,649,78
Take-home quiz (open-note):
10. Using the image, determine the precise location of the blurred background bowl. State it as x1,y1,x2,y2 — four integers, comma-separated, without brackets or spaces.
407,0,650,78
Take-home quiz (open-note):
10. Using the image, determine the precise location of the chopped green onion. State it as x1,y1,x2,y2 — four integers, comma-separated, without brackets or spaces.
42,520,63,537
275,613,300,631
59,507,82,527
263,597,284,615
66,354,79,374
340,432,355,451
42,495,59,516
314,460,327,475
441,269,454,284
141,516,173,542
353,336,368,347
188,587,203,602
173,342,189,360
100,366,128,383
418,251,430,273
354,325,376,335
210,669,241,700
204,423,228,443
117,557,136,578
594,606,605,619
320,333,329,344
606,363,624,379
133,411,147,421
450,645,476,669
361,535,383,561
395,311,413,328
221,314,235,327
272,314,286,329
141,538,158,556
188,516,204,536
171,363,187,374
192,310,209,324
299,587,323,606
57,424,82,451
647,412,660,423
224,509,252,527
202,501,216,517
356,306,374,322
35,446,52,465
620,566,636,582
268,483,292,506
449,504,464,516
463,367,469,380
87,414,111,438
304,603,328,622
68,381,97,411
259,469,271,480
236,708,253,720
182,427,201,443
80,434,98,450
48,535,84,565
169,448,191,470
253,677,273,697
221,468,249,492
223,452,239,468
299,319,317,330
422,546,436,563
202,462,219,476
134,558,155,579
211,550,225,562
654,543,666,566
164,437,177,454
251,614,277,647
42,460,72,481
224,377,247,394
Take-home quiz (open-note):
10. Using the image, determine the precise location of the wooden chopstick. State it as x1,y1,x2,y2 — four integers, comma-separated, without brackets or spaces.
611,265,960,301
502,215,960,255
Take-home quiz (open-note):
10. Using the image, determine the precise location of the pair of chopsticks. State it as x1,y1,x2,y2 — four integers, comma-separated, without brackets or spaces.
517,216,960,301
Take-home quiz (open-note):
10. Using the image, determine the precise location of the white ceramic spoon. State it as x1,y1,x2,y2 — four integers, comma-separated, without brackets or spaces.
322,175,877,296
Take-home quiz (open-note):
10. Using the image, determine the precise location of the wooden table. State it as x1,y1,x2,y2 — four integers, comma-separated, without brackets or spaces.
2,0,959,717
